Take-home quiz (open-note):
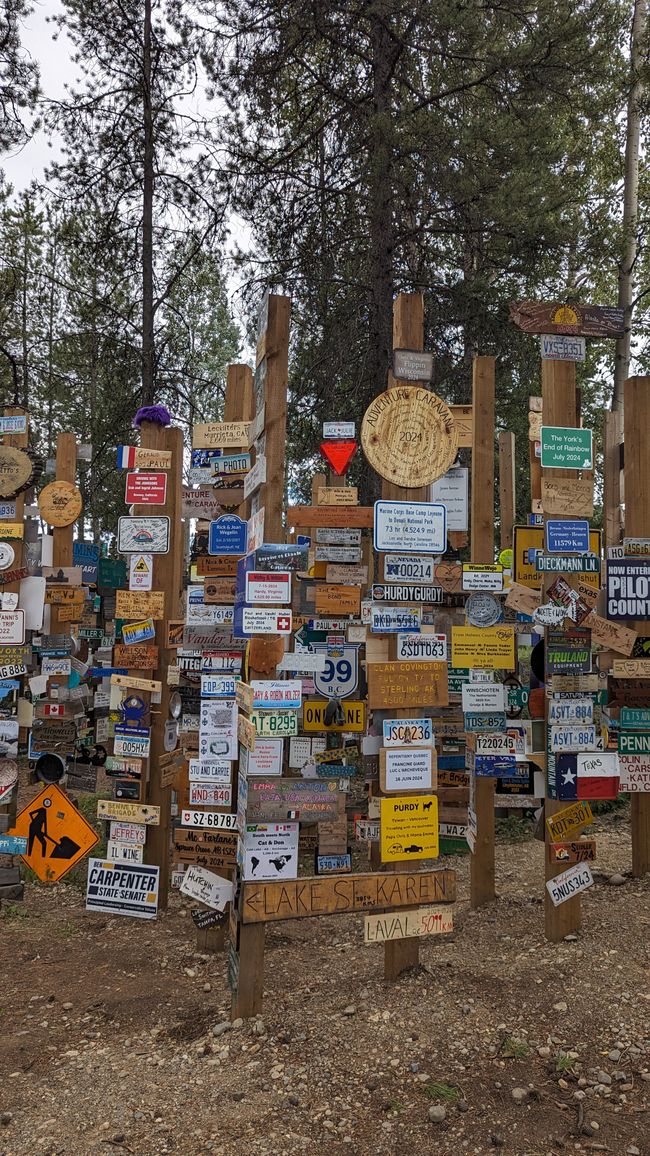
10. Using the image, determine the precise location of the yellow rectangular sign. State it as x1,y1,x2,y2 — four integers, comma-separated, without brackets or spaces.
302,700,366,733
115,590,165,620
0,522,24,539
380,794,439,863
451,625,515,670
546,800,593,842
513,526,601,590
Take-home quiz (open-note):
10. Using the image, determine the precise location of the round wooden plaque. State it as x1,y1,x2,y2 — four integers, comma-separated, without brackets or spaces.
361,386,458,487
0,445,37,498
38,481,83,527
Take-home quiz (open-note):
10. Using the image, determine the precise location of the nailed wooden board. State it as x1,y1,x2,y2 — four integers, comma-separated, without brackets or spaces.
113,643,159,668
612,659,650,678
195,555,240,577
364,906,453,943
192,421,251,448
115,590,165,620
367,661,449,710
288,506,374,528
541,477,594,517
317,487,358,506
38,480,83,527
449,405,473,448
361,386,458,487
314,584,361,616
240,869,456,923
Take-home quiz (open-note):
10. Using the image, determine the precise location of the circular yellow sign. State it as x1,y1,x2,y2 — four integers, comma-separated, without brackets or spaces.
38,481,83,527
361,386,458,487
498,548,513,569
0,445,37,498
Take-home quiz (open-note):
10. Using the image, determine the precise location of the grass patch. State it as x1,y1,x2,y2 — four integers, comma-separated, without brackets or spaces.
0,902,28,921
500,1037,530,1059
495,815,536,843
555,1053,574,1074
424,1081,459,1103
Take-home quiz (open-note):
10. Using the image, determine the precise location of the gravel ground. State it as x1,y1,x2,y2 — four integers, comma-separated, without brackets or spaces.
0,809,648,1156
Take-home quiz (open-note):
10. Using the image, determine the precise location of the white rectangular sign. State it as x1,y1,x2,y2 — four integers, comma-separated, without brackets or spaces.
383,747,433,792
382,718,434,747
117,517,170,554
109,822,147,845
277,651,328,674
242,823,299,881
383,554,435,583
242,737,284,776
242,608,292,635
396,633,447,661
86,860,160,920
288,735,326,768
106,840,144,864
188,758,232,784
180,864,234,910
619,754,650,791
546,862,594,906
429,467,469,531
129,553,153,591
0,610,25,645
245,571,292,605
180,809,238,830
374,501,446,554
462,683,506,713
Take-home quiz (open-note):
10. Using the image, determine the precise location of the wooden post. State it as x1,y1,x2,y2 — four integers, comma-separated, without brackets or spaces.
469,357,497,908
0,408,29,841
498,431,516,551
195,363,254,956
604,410,623,552
232,295,290,1020
137,421,184,910
51,433,77,635
623,377,650,877
380,292,427,980
541,359,582,939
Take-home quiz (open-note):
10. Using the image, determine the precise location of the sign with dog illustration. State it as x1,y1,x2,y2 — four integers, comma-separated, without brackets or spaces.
379,794,439,863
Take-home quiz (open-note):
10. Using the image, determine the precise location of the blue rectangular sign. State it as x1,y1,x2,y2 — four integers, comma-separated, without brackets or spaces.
0,834,28,855
545,519,590,554
208,515,247,556
73,541,100,583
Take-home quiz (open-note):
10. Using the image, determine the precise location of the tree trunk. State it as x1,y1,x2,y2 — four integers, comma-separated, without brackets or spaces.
612,0,647,411
141,0,156,406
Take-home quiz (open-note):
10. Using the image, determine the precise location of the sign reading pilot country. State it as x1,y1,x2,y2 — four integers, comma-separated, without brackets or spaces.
85,859,160,919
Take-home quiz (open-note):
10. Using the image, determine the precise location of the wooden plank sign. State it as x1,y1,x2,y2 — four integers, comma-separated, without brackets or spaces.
245,778,341,823
115,590,165,620
314,584,361,616
361,386,458,487
367,661,448,710
113,643,159,669
364,906,453,944
505,583,542,616
509,299,624,338
541,477,594,517
240,869,456,923
195,555,240,577
612,659,650,678
192,421,251,448
449,405,473,448
288,505,374,528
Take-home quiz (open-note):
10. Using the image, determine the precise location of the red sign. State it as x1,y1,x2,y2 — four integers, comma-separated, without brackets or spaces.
319,440,357,476
125,472,167,505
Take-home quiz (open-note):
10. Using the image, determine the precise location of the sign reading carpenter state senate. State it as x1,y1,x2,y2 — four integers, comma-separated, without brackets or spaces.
361,387,458,487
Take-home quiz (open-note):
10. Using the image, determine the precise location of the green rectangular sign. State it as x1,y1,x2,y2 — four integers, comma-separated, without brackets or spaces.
618,731,650,755
540,426,593,470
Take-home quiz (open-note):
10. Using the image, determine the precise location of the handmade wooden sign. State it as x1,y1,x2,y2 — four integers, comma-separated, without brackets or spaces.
314,584,360,616
612,659,650,678
192,421,251,448
38,480,83,527
317,487,358,506
541,477,594,517
367,661,448,709
113,643,158,669
117,446,172,469
245,778,340,823
173,828,238,868
115,590,165,620
361,386,458,487
240,869,456,923
364,906,453,943
0,445,38,498
196,555,239,577
288,505,374,528
448,405,473,447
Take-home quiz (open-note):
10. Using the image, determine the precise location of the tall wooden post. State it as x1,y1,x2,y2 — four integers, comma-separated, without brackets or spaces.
380,292,427,979
469,357,497,907
542,359,582,939
51,433,77,635
623,377,650,877
498,432,516,551
232,294,290,1020
137,421,184,910
604,410,623,552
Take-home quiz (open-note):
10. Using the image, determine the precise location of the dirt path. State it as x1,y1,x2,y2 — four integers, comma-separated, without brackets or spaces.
0,812,648,1156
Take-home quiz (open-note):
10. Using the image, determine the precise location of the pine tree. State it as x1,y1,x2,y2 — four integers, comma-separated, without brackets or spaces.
0,0,40,153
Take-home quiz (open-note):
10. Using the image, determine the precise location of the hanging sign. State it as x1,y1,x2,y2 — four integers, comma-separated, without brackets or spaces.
117,516,170,554
319,440,358,476
374,501,446,554
361,387,457,487
540,426,593,470
125,472,167,505
392,348,434,381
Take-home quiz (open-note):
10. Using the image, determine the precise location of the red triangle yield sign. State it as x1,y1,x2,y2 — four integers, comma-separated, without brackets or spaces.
319,439,357,476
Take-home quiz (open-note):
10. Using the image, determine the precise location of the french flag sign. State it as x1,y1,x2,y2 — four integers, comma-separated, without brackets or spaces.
117,446,137,469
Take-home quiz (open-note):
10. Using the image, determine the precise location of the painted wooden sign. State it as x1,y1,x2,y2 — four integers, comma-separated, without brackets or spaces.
240,869,456,923
38,481,83,527
314,584,361,616
361,386,458,487
173,828,238,868
181,487,223,518
117,446,172,469
612,659,650,678
245,778,340,823
115,590,165,620
364,906,453,943
196,555,240,577
192,421,251,448
325,564,368,585
97,799,161,824
509,299,624,338
367,661,448,710
0,445,38,497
